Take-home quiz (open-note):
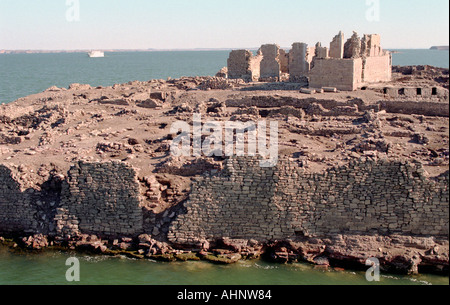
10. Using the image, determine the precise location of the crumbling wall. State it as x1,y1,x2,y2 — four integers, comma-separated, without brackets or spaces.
0,161,144,238
168,157,449,245
380,100,450,117
329,31,345,59
226,31,392,89
279,49,289,74
1,157,449,247
314,42,329,59
344,32,362,59
224,95,378,114
0,165,37,235
55,161,143,238
309,58,363,91
259,44,281,80
384,86,449,100
227,50,262,82
289,43,310,81
249,54,263,81
361,34,382,57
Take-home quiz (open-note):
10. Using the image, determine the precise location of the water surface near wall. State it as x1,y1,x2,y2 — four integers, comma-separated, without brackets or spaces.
0,246,447,285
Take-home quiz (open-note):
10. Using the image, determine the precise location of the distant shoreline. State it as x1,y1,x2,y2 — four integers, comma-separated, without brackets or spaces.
2,47,449,55
430,46,449,51
0,48,238,54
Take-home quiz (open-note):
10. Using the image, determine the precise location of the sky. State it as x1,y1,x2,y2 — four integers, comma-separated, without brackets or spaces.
0,0,449,50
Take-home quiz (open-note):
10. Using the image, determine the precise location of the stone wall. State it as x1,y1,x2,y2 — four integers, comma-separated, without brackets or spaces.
0,165,37,234
1,158,449,245
384,86,449,101
289,43,309,81
227,50,262,82
0,161,143,238
380,100,450,117
225,32,393,90
279,49,289,74
329,32,345,59
363,54,392,83
309,58,363,91
168,157,449,245
361,34,382,57
56,161,143,238
259,44,281,80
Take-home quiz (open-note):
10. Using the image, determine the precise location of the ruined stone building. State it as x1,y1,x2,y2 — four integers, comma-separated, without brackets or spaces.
226,31,392,91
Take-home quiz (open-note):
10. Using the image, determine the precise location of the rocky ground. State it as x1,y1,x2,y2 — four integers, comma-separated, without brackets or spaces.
0,66,449,275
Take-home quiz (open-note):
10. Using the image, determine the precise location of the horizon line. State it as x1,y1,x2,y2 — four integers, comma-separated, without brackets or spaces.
1,46,449,54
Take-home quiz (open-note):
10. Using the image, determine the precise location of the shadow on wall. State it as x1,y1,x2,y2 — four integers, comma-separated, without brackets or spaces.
0,162,144,239
0,165,64,236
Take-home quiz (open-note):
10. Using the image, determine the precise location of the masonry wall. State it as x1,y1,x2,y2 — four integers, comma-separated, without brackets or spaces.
259,44,281,80
227,50,262,82
1,159,449,244
289,43,309,81
363,54,392,83
249,55,263,81
55,161,143,238
0,162,144,238
329,32,345,59
0,165,37,234
309,58,363,91
380,100,450,117
168,158,449,245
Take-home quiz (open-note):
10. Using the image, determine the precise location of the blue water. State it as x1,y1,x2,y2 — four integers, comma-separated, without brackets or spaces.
389,49,449,68
0,49,448,104
0,246,448,285
0,51,229,105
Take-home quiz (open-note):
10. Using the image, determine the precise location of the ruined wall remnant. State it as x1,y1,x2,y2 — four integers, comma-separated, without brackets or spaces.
314,42,329,59
259,44,281,80
279,49,289,74
56,161,143,238
225,31,392,90
289,43,310,81
227,50,262,82
361,34,382,57
329,31,345,59
384,86,449,101
1,155,449,249
0,165,37,235
169,157,449,245
310,31,392,90
343,32,362,59
380,100,450,117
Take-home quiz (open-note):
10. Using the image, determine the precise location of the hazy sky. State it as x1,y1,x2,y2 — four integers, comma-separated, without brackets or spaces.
0,0,449,50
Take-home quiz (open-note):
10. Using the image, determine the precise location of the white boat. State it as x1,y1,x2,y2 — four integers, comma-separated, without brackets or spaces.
88,51,104,58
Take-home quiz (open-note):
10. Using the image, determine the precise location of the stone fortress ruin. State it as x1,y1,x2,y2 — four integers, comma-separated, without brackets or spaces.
226,31,392,91
0,30,449,274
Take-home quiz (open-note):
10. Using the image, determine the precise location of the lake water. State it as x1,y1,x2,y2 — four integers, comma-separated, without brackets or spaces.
0,49,448,104
0,246,448,286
